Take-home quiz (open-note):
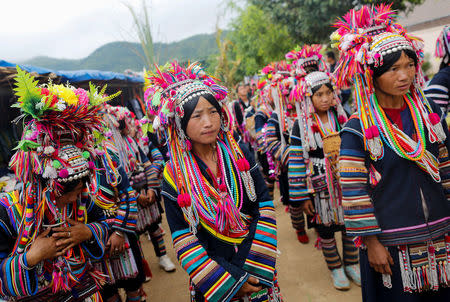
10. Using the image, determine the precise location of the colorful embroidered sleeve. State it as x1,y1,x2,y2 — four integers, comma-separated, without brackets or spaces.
162,167,249,302
339,120,381,237
436,100,450,201
424,68,450,111
113,166,138,233
82,198,109,260
241,146,278,286
254,111,268,152
266,113,283,162
0,200,38,298
146,143,164,189
288,122,310,205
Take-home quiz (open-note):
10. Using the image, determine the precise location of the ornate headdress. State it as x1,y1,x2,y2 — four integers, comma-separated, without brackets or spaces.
435,25,450,62
6,68,120,292
144,61,256,235
290,71,347,152
285,44,328,77
331,4,445,181
9,67,119,195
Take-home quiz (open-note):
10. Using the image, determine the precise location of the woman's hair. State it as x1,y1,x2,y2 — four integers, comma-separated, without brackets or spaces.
180,93,221,133
304,64,319,74
61,176,90,194
118,119,126,131
311,82,333,96
372,49,418,78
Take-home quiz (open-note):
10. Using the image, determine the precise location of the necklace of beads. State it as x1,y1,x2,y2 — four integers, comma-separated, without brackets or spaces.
371,93,426,161
313,110,338,137
186,140,246,235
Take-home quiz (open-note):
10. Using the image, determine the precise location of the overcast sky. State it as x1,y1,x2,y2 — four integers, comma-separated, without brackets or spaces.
0,0,233,62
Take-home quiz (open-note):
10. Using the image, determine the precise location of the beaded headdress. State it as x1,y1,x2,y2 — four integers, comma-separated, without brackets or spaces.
332,4,445,181
435,25,450,61
9,67,119,195
145,62,230,150
144,61,256,235
285,44,328,77
7,68,120,291
290,71,347,152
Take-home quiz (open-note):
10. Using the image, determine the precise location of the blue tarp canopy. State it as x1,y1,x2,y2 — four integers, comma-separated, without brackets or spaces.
0,60,144,84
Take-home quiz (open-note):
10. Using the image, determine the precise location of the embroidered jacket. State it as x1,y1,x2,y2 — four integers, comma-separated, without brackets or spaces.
161,144,278,302
424,66,450,112
339,100,450,246
266,112,290,165
0,191,108,298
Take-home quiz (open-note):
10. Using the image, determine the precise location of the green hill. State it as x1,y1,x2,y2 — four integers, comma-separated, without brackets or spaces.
22,33,220,72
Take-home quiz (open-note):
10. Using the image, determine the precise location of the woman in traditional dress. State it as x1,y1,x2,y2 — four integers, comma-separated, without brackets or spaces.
145,61,281,302
288,71,360,289
424,25,450,112
334,4,450,301
0,68,113,301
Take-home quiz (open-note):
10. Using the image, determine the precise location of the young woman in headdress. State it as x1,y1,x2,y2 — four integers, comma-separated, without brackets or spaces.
105,106,176,274
252,77,276,200
89,109,148,302
288,71,360,290
266,45,328,244
0,68,115,301
424,25,450,112
145,61,281,302
334,4,450,300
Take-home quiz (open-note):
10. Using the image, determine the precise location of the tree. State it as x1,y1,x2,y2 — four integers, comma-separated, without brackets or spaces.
229,4,295,76
249,0,425,43
208,29,241,100
124,0,156,68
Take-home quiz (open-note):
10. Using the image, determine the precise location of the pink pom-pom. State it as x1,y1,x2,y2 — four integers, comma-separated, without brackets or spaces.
59,169,69,178
429,113,440,125
88,161,95,169
218,183,227,192
311,124,320,133
214,93,221,100
287,104,293,110
337,115,347,124
75,142,83,148
170,90,176,96
371,126,380,137
365,128,374,140
237,158,250,172
189,74,196,79
177,195,185,207
374,53,381,59
161,83,168,89
185,140,192,150
183,194,192,207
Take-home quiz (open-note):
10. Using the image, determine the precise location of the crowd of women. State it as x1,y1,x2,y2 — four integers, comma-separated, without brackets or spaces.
0,3,449,302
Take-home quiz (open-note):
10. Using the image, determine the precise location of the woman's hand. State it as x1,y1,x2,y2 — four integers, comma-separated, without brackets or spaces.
137,190,150,207
26,229,66,266
301,199,315,216
51,218,93,253
106,232,125,257
235,276,262,298
363,235,394,275
147,190,156,204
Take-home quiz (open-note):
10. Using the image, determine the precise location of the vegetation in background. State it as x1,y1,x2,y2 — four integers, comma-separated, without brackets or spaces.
249,0,425,43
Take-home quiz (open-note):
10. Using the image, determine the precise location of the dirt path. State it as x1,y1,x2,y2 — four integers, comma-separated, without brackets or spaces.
141,198,362,301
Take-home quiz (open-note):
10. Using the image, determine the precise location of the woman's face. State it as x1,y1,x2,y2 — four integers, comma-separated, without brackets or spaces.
185,96,221,146
312,84,334,114
374,51,416,97
56,181,83,206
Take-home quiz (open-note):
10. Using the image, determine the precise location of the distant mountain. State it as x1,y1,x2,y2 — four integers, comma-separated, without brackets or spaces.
22,33,221,72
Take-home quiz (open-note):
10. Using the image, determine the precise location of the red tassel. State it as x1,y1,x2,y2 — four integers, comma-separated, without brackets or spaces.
429,113,440,125
218,183,227,192
237,158,250,172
